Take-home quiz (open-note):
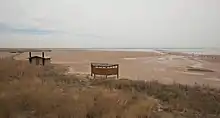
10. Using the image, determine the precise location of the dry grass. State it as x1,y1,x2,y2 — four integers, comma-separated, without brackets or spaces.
0,58,220,118
91,79,220,117
0,59,158,118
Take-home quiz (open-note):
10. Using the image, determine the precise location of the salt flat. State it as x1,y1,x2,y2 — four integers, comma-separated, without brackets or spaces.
4,49,220,87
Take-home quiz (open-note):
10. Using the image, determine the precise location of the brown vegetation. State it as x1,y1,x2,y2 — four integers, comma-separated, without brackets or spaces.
0,58,220,118
187,66,214,72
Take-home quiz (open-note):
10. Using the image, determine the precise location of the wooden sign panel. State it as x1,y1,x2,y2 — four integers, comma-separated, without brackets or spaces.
91,63,119,78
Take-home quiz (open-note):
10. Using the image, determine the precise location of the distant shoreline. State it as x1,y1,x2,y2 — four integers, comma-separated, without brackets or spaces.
0,48,220,55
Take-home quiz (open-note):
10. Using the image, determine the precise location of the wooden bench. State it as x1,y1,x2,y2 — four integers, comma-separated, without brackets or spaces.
91,63,119,79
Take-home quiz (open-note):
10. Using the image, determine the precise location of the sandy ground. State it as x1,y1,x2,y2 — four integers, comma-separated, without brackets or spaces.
2,50,220,87
0,52,16,58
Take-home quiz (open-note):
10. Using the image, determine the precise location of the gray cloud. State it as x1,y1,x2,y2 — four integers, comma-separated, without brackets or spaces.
0,22,59,35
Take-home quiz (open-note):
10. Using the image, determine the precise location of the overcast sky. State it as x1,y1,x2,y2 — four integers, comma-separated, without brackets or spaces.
0,0,219,48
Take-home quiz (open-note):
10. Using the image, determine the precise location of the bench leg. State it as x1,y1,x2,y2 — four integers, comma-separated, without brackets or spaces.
94,74,96,79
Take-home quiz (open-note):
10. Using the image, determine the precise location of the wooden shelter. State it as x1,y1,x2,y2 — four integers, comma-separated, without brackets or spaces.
28,52,51,66
91,63,119,79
